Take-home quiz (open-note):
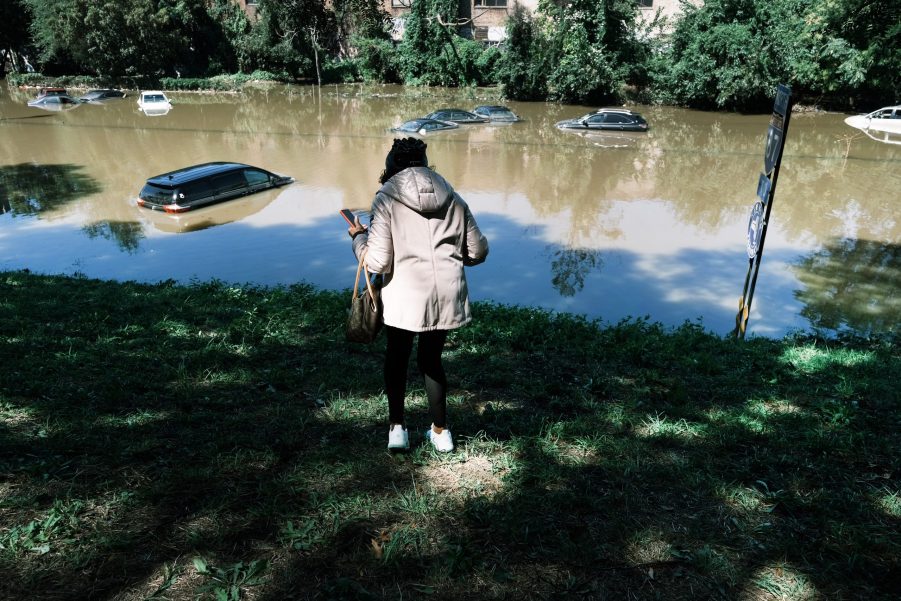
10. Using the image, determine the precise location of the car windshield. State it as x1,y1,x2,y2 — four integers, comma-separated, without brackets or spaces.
144,95,166,103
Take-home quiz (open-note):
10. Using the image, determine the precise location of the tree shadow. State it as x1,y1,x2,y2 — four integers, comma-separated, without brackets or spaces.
0,163,102,216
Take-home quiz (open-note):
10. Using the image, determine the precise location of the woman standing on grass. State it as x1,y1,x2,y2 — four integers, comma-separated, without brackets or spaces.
347,137,489,452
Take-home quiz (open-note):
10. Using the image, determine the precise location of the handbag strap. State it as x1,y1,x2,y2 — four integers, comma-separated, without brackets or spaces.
352,250,378,305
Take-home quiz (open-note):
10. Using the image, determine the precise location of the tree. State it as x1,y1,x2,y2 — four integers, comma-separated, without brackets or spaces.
22,0,249,78
331,0,391,59
252,0,334,82
653,0,899,110
0,0,33,74
654,0,808,110
496,2,549,100
536,0,643,104
797,0,900,105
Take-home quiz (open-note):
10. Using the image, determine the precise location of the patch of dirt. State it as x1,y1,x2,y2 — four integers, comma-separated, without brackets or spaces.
418,456,506,498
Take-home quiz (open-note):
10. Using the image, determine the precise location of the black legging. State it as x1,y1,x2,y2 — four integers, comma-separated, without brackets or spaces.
384,325,448,428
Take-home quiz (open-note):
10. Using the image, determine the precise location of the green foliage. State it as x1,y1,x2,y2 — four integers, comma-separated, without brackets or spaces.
22,0,245,78
654,0,900,110
496,4,548,100
0,0,33,74
193,557,268,601
351,36,400,83
534,0,641,104
797,0,900,103
0,499,84,557
158,71,289,91
251,0,332,79
395,0,497,87
331,0,392,57
8,0,900,106
653,0,805,110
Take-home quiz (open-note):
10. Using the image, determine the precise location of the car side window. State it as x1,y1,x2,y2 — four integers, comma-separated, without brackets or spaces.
211,171,246,194
605,114,631,124
244,169,270,186
587,114,606,125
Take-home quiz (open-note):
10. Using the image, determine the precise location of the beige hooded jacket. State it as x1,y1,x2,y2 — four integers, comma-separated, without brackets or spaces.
352,166,489,332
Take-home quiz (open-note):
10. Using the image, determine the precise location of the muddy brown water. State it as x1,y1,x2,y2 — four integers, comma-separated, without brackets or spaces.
1,82,898,337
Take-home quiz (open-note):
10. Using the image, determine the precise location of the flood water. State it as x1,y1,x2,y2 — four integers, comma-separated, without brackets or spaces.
1,82,898,338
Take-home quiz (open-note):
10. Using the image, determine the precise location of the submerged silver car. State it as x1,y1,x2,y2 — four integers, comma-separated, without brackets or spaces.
473,105,521,122
556,108,649,132
27,94,81,111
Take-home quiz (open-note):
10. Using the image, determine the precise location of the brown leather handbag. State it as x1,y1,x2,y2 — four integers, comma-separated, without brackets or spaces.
345,251,383,343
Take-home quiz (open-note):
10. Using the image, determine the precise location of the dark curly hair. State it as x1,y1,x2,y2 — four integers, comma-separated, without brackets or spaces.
379,137,428,184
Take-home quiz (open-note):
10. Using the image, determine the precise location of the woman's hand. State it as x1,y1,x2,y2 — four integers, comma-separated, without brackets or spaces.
347,217,367,239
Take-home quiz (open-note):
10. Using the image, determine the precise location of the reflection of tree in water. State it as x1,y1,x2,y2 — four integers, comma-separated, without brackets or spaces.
549,248,604,297
83,221,144,254
794,238,899,336
0,163,102,216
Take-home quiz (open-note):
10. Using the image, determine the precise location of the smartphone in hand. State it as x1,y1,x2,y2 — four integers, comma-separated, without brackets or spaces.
339,209,356,226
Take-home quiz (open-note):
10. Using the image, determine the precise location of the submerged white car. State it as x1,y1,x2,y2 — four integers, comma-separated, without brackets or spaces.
137,90,172,111
844,106,901,135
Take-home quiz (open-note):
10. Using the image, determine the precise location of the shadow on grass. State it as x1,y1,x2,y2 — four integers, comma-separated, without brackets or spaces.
0,271,898,600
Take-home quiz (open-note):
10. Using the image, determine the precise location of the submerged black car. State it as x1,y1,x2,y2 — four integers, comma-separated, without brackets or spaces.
423,109,489,124
391,118,459,135
137,162,293,213
79,89,127,102
555,108,649,132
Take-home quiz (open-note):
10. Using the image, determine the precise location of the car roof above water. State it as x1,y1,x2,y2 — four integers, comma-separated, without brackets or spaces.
146,162,256,187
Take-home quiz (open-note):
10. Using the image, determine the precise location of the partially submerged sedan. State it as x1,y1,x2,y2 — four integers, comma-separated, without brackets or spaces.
137,162,294,213
473,105,521,122
391,118,459,135
27,94,81,111
80,89,127,103
424,108,489,124
556,108,649,132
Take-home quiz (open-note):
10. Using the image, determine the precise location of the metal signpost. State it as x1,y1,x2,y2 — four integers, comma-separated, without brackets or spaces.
735,84,793,338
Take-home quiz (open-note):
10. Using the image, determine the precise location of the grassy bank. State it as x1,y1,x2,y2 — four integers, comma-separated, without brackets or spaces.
1,270,898,600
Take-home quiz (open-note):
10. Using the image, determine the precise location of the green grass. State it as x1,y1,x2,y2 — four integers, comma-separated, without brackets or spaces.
0,270,899,600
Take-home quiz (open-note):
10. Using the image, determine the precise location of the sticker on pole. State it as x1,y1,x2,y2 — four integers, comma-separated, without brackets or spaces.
746,200,765,258
756,173,771,205
764,125,782,174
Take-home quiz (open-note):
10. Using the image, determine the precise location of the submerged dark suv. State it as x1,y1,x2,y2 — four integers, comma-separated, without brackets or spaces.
137,162,293,213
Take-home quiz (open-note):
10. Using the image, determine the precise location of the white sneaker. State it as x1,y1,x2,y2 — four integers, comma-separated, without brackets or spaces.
425,426,454,452
387,424,409,450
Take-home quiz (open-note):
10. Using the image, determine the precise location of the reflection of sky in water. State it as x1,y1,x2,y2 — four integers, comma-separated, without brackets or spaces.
0,187,816,338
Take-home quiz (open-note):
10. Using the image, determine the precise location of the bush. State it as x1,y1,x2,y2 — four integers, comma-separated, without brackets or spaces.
352,37,399,84
321,59,359,84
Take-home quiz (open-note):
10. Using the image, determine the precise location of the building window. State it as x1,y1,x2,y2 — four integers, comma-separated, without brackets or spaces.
391,0,409,6
246,0,259,5
474,0,507,7
637,0,653,7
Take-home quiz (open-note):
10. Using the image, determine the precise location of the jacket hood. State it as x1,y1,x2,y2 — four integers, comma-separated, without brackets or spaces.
380,167,454,215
